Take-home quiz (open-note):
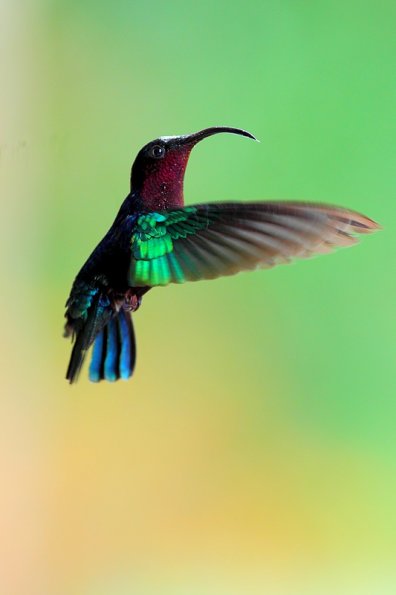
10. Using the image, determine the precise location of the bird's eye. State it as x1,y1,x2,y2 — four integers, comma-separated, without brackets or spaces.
149,145,165,159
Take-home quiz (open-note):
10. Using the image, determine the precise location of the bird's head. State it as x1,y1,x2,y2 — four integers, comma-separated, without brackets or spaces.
130,126,257,210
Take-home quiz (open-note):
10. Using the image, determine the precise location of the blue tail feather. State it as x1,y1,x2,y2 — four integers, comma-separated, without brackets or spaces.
119,310,136,380
89,329,105,382
88,311,136,383
104,317,119,382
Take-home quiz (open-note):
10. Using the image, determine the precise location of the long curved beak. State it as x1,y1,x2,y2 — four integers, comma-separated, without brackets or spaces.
178,126,258,146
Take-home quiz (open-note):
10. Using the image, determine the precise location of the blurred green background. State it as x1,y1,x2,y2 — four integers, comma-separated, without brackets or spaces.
1,0,395,593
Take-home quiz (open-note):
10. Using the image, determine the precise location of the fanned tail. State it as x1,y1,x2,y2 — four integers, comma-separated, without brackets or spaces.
88,310,136,383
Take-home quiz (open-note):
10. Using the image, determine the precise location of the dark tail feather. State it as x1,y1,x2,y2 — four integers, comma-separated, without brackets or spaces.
66,293,112,384
66,335,88,384
88,310,136,383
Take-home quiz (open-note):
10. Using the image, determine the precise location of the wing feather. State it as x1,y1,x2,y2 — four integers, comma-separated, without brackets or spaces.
128,202,379,287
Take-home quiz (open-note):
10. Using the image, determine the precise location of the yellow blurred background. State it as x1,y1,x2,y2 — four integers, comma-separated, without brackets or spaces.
1,1,395,593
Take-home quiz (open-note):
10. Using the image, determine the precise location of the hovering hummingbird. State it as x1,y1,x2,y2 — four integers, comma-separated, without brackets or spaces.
64,126,379,383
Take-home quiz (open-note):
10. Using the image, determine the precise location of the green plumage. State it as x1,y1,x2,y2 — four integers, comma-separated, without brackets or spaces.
130,206,214,285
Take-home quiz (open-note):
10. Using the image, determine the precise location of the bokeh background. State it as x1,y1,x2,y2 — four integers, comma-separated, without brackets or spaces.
1,1,395,593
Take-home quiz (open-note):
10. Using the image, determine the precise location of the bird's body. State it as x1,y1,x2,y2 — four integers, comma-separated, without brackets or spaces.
64,127,379,383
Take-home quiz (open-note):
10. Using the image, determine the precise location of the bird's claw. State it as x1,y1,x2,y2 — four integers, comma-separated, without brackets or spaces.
123,291,142,312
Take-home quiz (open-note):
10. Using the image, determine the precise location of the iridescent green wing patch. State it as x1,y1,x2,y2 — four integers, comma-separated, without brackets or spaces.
130,207,220,286
129,202,379,287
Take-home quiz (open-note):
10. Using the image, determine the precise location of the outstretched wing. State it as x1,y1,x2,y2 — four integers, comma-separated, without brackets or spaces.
128,201,379,287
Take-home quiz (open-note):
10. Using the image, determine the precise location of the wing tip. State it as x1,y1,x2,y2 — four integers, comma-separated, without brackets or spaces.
346,213,382,235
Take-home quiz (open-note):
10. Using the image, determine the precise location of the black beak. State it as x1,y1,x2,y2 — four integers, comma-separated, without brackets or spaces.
178,126,258,146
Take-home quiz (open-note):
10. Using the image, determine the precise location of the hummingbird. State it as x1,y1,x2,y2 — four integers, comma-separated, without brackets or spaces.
64,126,379,383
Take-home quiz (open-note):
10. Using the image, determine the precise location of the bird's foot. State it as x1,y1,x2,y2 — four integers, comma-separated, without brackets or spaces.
123,291,142,312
